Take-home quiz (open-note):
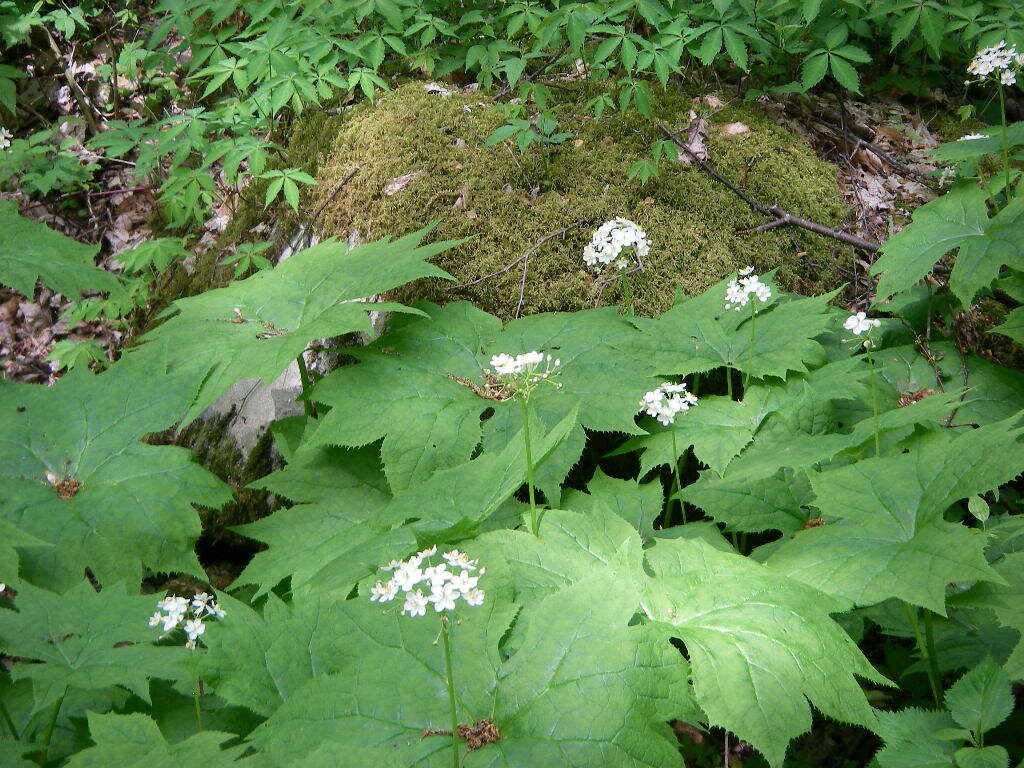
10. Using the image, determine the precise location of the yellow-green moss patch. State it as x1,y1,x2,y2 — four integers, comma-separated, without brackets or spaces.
301,82,850,319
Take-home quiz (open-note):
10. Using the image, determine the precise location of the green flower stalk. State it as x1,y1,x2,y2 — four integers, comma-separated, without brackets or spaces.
487,351,563,535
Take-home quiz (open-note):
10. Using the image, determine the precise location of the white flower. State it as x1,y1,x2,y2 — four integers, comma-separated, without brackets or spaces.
1002,70,1017,86
443,550,477,569
380,559,403,571
429,583,460,612
463,588,485,606
148,611,163,627
843,311,881,336
640,381,698,426
968,41,1020,80
958,133,990,141
402,589,429,617
423,564,452,588
0,128,11,151
450,570,478,593
209,603,226,619
370,580,399,602
392,562,424,591
191,592,213,614
183,619,206,642
583,218,650,272
724,270,772,311
489,353,519,375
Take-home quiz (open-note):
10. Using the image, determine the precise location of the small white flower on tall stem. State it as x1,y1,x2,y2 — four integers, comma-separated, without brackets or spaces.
843,311,881,336
724,269,772,311
640,382,698,426
371,545,486,617
148,590,226,648
0,128,12,151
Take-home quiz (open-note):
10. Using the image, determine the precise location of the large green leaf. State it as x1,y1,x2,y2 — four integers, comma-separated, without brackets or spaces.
137,228,456,421
0,357,231,591
561,468,663,540
643,536,887,767
871,187,1024,306
768,420,1024,612
477,509,885,766
246,575,692,767
67,712,245,767
0,580,179,713
630,279,840,380
306,302,659,495
0,200,123,298
235,409,576,596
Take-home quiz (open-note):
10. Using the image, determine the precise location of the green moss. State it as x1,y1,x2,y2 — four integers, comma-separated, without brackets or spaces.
302,81,850,319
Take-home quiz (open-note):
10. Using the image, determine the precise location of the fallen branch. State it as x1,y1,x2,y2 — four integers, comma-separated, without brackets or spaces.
447,219,590,293
803,112,940,190
44,29,101,136
306,166,359,230
657,123,881,253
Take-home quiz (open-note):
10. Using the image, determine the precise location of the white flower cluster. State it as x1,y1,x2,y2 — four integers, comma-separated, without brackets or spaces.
640,382,698,426
148,591,226,649
967,41,1022,86
0,128,11,151
582,218,650,272
724,266,772,311
488,351,562,391
958,133,990,141
370,547,485,617
843,311,881,336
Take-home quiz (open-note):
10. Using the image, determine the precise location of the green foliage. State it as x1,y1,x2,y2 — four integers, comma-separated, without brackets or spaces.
0,356,231,591
0,200,123,299
137,227,457,421
874,658,1015,768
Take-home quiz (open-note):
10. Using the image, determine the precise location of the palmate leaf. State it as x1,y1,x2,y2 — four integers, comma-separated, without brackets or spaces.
628,277,840,380
0,200,124,298
306,302,659,496
67,712,245,768
0,580,180,713
561,468,663,540
0,520,49,587
767,419,1024,613
234,409,576,597
0,356,231,591
137,228,457,421
475,509,885,766
870,187,1024,307
681,381,966,534
613,394,767,476
245,572,693,767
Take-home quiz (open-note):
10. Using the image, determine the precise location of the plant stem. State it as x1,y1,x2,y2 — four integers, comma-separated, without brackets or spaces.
867,349,881,457
519,397,538,535
0,699,19,740
691,373,700,397
296,353,318,418
744,312,757,392
663,430,683,528
440,617,460,768
903,603,942,706
923,610,943,706
189,650,203,731
621,273,634,316
41,688,66,764
999,83,1012,204
726,367,733,400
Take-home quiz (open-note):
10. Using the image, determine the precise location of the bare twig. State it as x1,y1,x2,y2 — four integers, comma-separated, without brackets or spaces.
658,123,881,253
306,166,359,230
804,112,940,190
514,219,591,317
44,28,101,136
447,219,591,293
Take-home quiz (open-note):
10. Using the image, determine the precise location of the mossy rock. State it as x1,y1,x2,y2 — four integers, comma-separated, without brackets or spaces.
292,81,851,319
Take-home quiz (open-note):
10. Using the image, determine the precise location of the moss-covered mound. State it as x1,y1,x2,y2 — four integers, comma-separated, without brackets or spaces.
289,82,850,318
